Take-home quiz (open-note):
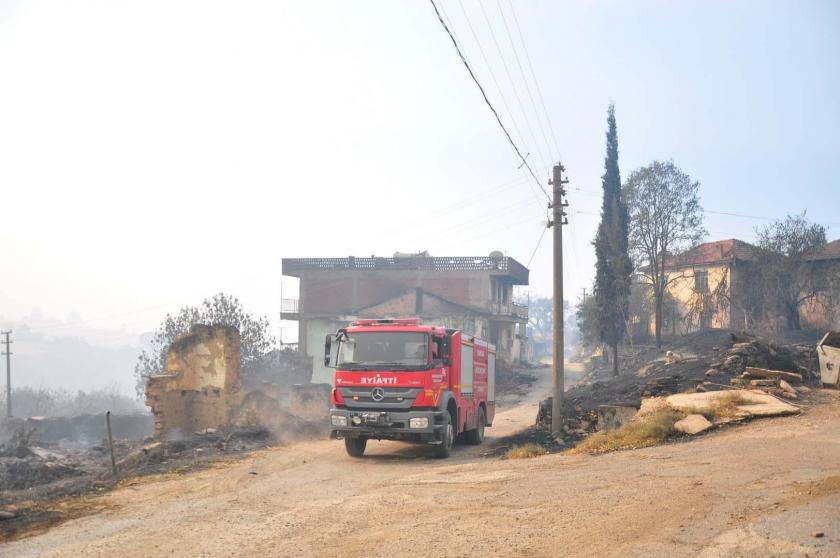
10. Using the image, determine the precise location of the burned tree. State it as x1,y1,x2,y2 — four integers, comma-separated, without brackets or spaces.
754,213,827,330
624,161,706,348
593,104,632,376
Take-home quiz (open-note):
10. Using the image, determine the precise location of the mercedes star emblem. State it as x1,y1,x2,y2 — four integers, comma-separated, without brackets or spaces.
371,387,386,402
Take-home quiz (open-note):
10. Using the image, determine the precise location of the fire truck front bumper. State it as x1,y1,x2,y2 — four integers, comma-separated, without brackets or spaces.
329,408,446,443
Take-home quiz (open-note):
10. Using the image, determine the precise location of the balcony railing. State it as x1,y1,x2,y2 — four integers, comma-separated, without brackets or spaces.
491,301,529,319
280,298,300,314
282,256,529,284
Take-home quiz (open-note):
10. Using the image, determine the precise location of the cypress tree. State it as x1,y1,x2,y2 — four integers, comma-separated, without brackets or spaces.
593,103,632,376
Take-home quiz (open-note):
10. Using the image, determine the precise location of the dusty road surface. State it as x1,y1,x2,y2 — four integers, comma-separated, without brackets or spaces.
4,366,840,558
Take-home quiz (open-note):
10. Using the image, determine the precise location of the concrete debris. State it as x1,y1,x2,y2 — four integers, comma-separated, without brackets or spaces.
776,389,798,400
743,367,803,383
708,335,814,379
778,379,795,394
636,396,673,418
537,329,818,452
674,414,713,435
748,379,777,387
665,390,800,419
596,405,639,432
0,510,15,520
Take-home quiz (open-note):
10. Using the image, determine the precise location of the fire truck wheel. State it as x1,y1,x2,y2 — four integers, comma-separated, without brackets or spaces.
434,412,454,458
465,407,486,445
344,437,367,458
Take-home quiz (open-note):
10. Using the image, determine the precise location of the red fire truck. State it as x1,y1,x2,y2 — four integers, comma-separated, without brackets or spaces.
325,318,495,458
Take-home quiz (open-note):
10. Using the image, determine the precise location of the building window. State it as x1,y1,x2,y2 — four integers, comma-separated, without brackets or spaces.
694,271,709,293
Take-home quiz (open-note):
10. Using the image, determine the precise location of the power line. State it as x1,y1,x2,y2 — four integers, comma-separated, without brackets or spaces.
506,0,562,157
527,225,548,267
475,0,550,177
495,0,554,162
2,330,12,418
455,0,531,171
429,0,550,201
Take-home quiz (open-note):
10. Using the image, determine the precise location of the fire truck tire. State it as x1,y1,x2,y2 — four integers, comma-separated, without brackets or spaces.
434,413,454,458
465,407,486,445
344,437,367,458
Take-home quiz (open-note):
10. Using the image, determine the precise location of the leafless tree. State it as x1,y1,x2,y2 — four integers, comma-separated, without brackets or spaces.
623,161,706,348
754,213,827,330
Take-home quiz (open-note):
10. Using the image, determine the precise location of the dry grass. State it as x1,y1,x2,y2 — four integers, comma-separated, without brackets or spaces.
503,443,548,459
682,391,750,421
570,408,683,454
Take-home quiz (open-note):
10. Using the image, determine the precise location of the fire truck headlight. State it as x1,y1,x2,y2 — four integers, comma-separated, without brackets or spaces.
331,415,348,427
409,417,429,429
351,415,362,425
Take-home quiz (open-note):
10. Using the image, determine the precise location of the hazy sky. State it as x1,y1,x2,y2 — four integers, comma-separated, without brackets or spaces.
1,0,839,348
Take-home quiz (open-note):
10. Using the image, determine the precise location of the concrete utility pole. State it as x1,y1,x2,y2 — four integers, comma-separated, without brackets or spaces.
2,330,12,418
549,163,568,436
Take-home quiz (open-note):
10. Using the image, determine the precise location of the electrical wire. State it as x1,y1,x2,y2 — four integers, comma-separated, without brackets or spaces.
526,225,548,267
455,0,531,176
429,0,550,202
506,0,562,157
495,0,554,162
475,0,550,177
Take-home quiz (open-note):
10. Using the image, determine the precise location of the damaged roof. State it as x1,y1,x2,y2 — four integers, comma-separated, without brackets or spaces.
666,239,758,268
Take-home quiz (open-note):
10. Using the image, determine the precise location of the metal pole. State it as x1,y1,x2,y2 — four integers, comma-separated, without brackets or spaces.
106,411,118,476
551,164,568,436
2,330,11,418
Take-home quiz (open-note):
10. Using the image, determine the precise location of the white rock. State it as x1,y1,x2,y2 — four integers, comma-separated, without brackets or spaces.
674,414,713,435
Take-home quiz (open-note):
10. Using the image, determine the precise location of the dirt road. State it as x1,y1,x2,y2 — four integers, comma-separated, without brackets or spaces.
4,366,840,558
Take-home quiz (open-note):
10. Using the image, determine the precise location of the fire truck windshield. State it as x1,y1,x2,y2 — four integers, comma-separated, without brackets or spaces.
337,332,429,370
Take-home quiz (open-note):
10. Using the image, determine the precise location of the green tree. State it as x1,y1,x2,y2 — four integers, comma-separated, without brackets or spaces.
593,104,633,376
624,161,706,348
575,294,599,350
134,293,276,396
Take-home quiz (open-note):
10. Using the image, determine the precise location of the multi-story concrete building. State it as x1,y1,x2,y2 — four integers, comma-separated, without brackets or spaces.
280,253,529,383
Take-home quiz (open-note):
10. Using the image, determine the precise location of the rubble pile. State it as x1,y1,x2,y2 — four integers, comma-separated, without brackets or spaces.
531,329,823,451
0,425,101,497
726,367,805,400
496,362,537,396
706,334,816,379
642,375,684,397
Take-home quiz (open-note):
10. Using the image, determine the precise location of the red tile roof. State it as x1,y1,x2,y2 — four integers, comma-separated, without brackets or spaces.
666,239,758,268
806,239,840,261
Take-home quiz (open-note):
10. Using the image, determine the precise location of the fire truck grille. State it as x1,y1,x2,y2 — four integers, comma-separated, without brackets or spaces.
338,387,423,410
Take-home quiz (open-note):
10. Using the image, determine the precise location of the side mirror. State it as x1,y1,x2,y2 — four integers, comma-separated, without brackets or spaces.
324,334,338,367
441,336,452,366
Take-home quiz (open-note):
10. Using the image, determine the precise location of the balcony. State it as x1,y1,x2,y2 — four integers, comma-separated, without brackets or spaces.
280,298,300,320
491,301,529,320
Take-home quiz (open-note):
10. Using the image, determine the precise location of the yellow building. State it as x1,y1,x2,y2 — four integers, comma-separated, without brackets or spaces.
652,238,840,336
653,239,757,336
800,239,840,330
